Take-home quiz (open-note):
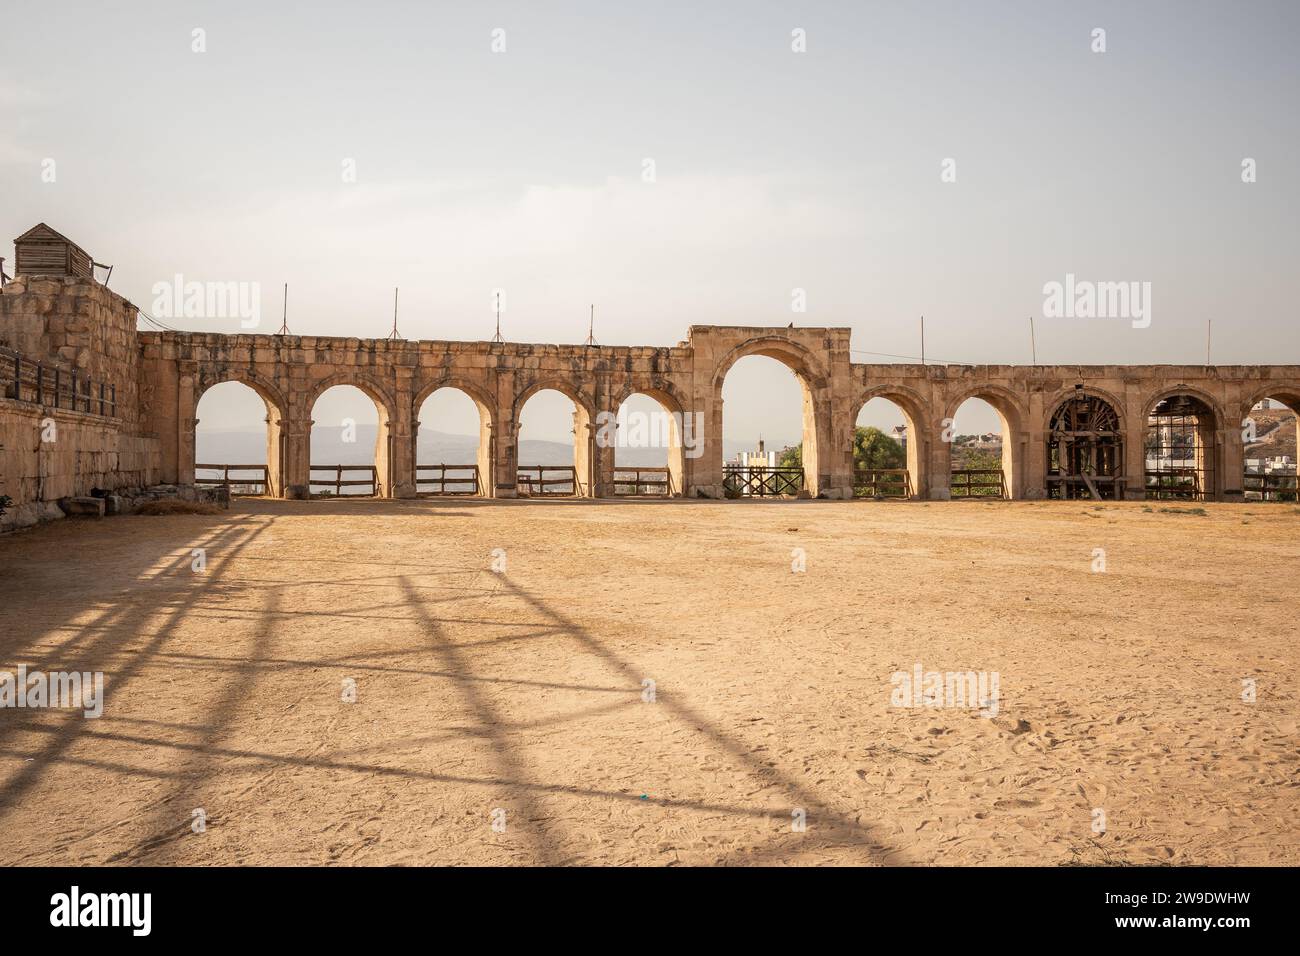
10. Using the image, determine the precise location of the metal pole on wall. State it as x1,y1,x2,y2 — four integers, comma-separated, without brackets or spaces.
920,316,925,365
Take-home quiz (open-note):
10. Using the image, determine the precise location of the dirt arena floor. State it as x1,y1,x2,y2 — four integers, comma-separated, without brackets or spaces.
0,497,1296,866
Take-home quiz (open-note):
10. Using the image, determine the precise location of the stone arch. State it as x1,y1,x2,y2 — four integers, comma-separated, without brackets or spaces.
1237,383,1300,502
412,377,496,497
609,382,691,496
195,369,289,420
1043,387,1127,499
708,335,830,391
512,377,598,423
306,372,400,424
711,336,831,496
943,383,1029,499
306,373,398,498
1141,386,1225,501
851,384,934,499
512,378,598,497
192,371,289,497
1240,383,1300,419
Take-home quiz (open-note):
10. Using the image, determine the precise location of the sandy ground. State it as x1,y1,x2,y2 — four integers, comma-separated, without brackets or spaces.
0,497,1296,866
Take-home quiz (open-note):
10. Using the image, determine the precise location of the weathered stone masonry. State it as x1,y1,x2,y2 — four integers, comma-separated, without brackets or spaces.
3,231,1299,525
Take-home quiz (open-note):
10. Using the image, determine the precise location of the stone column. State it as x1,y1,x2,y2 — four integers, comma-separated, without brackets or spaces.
927,414,953,500
1122,398,1148,500
281,418,312,499
385,418,417,498
177,361,198,486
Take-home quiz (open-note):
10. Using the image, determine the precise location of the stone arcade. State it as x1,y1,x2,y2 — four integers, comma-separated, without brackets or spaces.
2,225,1298,528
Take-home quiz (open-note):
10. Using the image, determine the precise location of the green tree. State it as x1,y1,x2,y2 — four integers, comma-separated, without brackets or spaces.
854,426,905,470
777,427,905,471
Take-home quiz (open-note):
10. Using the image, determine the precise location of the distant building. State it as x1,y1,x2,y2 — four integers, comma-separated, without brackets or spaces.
733,437,777,468
889,425,908,456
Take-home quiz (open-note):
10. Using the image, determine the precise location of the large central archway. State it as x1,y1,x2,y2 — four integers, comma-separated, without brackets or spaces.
712,336,829,497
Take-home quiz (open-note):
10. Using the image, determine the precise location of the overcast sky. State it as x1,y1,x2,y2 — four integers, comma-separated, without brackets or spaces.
3,1,1296,444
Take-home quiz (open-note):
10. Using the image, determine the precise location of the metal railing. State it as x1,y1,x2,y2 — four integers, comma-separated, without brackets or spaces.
517,465,579,496
950,468,1006,498
853,468,910,498
195,464,271,496
310,464,378,497
611,466,672,497
416,464,480,496
722,464,804,497
0,345,117,417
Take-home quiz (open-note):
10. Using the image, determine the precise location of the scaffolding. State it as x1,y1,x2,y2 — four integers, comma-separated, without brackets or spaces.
1047,393,1124,500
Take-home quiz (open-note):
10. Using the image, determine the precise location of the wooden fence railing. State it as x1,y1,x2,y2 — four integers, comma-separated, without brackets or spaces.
517,465,579,497
611,466,672,497
722,465,804,497
416,464,480,496
195,463,270,496
310,464,378,497
0,345,117,417
950,468,1005,498
1144,469,1204,500
1243,471,1297,502
853,468,910,498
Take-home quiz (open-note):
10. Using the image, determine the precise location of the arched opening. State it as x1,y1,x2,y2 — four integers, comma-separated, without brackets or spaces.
516,387,591,497
948,397,1011,499
609,391,686,497
853,396,915,498
309,385,390,497
1145,393,1217,501
1243,393,1298,502
1046,391,1124,500
194,380,282,496
720,354,812,498
415,386,491,496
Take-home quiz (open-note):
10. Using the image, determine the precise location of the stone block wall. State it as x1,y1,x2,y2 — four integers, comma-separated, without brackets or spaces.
0,399,160,531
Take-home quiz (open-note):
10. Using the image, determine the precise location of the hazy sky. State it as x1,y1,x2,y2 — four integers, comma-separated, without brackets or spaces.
4,1,1297,445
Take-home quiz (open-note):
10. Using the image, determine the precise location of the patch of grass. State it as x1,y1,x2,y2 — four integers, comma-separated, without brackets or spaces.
1158,506,1207,516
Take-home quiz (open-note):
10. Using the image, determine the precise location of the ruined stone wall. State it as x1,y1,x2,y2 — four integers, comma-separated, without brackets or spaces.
0,399,160,531
0,275,142,425
0,276,159,529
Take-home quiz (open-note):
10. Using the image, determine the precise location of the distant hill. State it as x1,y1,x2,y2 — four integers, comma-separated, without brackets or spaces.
196,426,776,470
1245,408,1296,460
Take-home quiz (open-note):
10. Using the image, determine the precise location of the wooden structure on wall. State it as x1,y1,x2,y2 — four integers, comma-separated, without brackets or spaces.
13,223,94,279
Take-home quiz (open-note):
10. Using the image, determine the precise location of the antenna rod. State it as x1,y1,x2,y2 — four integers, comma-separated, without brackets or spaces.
388,287,400,340
920,315,925,365
1029,316,1037,365
276,283,290,335
491,291,503,343
1206,319,1212,365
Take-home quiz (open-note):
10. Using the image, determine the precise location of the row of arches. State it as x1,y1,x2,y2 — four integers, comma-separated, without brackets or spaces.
191,361,1299,502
